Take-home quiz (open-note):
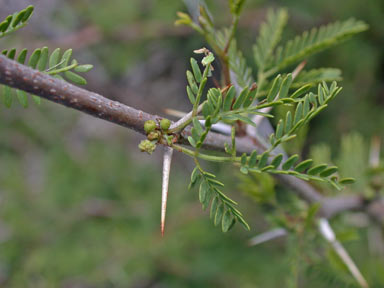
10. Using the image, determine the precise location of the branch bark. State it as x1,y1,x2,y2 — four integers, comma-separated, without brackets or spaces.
0,55,382,223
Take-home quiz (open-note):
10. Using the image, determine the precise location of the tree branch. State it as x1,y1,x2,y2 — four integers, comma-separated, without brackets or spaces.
0,55,157,134
0,55,381,224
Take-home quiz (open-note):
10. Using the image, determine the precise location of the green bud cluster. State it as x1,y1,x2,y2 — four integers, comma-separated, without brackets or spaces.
140,119,172,154
147,131,161,141
160,118,171,131
138,140,156,154
144,120,157,134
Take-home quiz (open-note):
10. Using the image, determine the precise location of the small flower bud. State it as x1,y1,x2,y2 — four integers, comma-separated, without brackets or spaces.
160,118,171,131
147,131,160,141
144,120,157,134
138,140,156,154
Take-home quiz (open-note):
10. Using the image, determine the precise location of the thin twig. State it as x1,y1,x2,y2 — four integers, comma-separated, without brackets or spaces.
165,108,232,135
168,103,204,132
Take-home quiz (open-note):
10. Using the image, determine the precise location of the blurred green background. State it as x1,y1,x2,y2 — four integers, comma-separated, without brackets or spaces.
0,0,383,287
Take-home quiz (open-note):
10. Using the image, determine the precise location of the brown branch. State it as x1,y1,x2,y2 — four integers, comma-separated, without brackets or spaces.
0,55,381,223
0,55,157,135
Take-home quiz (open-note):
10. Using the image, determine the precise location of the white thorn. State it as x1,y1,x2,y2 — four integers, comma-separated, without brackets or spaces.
161,146,173,236
248,228,287,246
318,218,369,288
318,218,336,241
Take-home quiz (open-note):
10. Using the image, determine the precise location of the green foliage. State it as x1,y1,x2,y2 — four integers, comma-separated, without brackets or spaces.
189,165,250,232
228,41,253,88
172,2,367,234
253,9,288,72
292,68,342,88
337,133,369,191
310,132,383,197
176,53,353,233
238,172,276,205
185,52,213,110
267,18,368,74
268,81,342,147
188,116,211,148
218,86,265,126
179,5,367,98
0,47,93,107
0,5,34,38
